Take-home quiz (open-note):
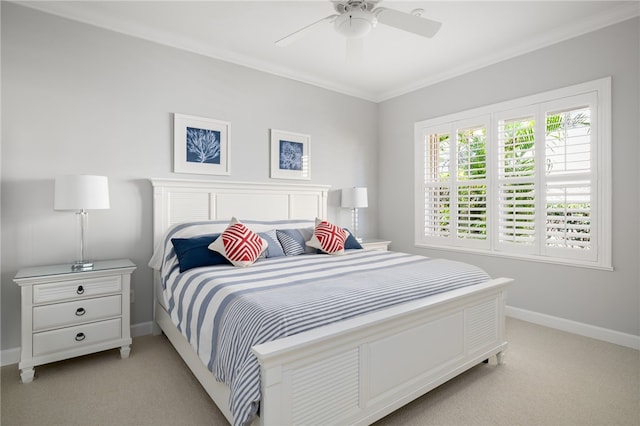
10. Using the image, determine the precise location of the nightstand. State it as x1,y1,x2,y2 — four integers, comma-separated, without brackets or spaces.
14,259,136,383
360,239,391,251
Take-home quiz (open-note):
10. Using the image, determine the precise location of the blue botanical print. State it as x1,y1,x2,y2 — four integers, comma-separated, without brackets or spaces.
186,127,221,164
279,140,303,171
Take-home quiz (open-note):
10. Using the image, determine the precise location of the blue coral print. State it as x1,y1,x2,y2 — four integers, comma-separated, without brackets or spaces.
279,140,303,170
186,127,221,164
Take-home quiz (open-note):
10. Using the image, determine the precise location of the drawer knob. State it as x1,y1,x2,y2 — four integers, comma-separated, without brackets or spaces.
76,285,84,295
75,307,86,316
75,332,86,342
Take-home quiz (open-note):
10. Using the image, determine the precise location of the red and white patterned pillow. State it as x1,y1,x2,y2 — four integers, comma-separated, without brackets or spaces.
305,218,348,255
208,218,268,267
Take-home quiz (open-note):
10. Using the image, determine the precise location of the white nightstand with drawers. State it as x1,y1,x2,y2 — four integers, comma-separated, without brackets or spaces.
14,259,136,383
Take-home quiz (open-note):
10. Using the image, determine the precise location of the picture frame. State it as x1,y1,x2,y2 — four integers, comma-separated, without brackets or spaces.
174,113,230,175
270,129,311,180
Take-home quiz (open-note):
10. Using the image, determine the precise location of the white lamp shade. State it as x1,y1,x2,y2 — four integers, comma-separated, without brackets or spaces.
341,187,368,209
54,175,110,210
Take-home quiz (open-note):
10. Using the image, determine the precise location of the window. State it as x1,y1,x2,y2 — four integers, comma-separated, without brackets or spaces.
415,78,611,270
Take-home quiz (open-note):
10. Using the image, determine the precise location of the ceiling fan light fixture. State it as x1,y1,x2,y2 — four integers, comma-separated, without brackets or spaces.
275,0,442,47
334,9,377,38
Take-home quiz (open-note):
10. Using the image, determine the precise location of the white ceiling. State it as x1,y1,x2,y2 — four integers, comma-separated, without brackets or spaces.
18,1,639,102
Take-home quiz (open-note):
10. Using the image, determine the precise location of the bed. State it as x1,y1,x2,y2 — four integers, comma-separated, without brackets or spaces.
149,178,512,426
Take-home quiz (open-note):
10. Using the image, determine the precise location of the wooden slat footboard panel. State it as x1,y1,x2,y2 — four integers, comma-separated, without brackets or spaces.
466,297,500,354
290,348,361,424
254,278,511,426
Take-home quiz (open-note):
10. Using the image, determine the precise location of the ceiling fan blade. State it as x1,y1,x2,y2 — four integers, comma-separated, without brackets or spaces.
375,8,442,38
275,14,338,47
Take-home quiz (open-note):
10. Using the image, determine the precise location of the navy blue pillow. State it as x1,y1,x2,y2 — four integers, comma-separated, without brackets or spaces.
171,234,231,272
343,228,363,250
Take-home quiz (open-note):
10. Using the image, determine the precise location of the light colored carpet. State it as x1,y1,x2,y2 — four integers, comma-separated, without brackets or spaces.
2,318,638,426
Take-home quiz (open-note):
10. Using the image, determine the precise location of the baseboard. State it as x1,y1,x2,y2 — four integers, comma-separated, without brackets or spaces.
506,306,640,350
0,321,156,367
131,321,154,337
1,347,21,367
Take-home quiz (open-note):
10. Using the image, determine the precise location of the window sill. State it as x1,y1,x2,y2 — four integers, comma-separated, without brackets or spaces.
414,243,614,272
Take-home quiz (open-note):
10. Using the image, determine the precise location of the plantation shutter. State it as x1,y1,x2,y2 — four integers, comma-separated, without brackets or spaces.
542,93,597,262
495,108,537,254
417,124,452,244
454,117,489,248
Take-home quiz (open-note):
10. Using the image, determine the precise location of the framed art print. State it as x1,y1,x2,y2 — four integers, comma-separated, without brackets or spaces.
174,113,230,175
270,129,311,180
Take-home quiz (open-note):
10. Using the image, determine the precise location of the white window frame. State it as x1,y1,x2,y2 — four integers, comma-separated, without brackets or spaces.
414,77,612,270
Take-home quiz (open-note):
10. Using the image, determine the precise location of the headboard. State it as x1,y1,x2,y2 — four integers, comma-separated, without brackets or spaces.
150,178,330,248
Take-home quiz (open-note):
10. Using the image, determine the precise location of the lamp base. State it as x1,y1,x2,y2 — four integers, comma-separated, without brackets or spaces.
71,261,94,271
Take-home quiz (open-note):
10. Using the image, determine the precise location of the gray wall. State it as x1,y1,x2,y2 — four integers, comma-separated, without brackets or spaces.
1,3,378,350
378,18,640,336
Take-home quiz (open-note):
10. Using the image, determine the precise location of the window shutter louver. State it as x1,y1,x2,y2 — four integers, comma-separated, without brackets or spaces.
543,103,594,260
420,131,452,240
497,114,537,252
423,186,450,238
455,125,488,246
545,106,591,176
545,181,592,252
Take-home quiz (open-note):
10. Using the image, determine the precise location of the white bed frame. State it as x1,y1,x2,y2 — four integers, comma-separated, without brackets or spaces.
150,178,512,426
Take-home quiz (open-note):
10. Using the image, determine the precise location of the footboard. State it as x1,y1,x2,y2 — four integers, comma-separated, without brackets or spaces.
252,277,511,425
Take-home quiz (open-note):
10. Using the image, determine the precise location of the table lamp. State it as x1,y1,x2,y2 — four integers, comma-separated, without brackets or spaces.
54,175,110,270
341,187,368,242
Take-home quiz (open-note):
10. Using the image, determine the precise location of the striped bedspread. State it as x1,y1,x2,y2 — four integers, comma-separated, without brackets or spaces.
161,250,491,426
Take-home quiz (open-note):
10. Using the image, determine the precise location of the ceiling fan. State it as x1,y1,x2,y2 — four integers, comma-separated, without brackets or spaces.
275,0,442,47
